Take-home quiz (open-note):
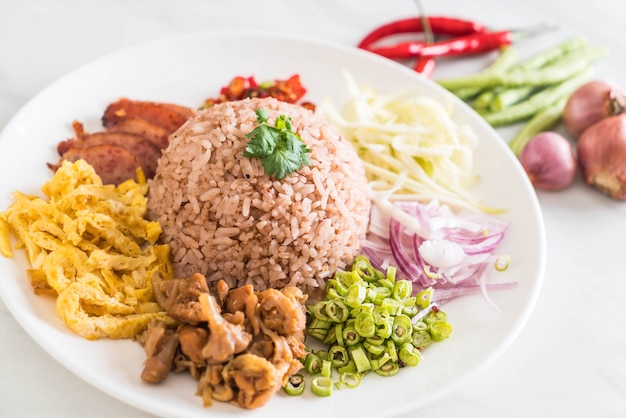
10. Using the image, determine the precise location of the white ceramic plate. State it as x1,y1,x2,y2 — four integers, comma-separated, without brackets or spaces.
0,31,545,418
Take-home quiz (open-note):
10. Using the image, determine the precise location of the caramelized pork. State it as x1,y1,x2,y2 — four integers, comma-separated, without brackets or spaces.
57,121,161,178
57,144,140,186
50,98,195,185
106,117,172,149
102,98,195,134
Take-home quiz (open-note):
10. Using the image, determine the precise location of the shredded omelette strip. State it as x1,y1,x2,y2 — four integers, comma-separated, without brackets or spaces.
0,160,175,340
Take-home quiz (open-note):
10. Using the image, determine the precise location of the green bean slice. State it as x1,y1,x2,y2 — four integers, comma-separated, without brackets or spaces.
283,373,305,396
311,376,333,397
354,311,376,338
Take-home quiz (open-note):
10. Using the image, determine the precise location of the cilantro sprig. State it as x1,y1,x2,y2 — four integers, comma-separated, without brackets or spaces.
243,108,311,179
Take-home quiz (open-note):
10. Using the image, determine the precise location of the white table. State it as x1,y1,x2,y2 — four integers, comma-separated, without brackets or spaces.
1,1,625,417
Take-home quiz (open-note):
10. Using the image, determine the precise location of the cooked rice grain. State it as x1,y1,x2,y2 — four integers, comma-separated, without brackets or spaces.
148,97,370,299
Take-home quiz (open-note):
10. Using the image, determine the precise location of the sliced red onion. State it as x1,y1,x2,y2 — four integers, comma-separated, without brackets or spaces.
363,200,513,309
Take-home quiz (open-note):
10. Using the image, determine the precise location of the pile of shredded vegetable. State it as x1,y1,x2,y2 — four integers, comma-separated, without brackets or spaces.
318,71,484,219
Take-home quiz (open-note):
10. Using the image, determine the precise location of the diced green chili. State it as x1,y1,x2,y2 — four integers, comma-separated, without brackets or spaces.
392,314,413,344
376,278,395,291
304,353,323,374
399,343,421,367
429,320,453,342
349,303,374,318
369,353,392,371
424,309,447,325
283,373,305,396
363,340,385,356
325,300,349,323
385,339,398,363
311,376,333,397
349,344,372,373
307,317,332,340
342,325,362,346
321,359,332,378
415,287,433,310
339,371,361,389
412,320,428,332
322,328,337,345
375,361,399,377
381,298,403,315
375,318,392,339
325,278,348,297
328,345,350,368
334,323,344,347
338,360,357,375
392,280,412,301
372,306,391,325
411,330,432,349
345,283,366,308
386,265,397,283
402,297,418,316
354,311,376,338
367,286,392,305
352,255,384,282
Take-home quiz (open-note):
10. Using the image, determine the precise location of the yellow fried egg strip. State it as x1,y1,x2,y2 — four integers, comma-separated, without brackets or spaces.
0,160,175,340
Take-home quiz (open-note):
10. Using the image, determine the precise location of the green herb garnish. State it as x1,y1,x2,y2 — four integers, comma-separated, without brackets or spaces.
243,108,311,179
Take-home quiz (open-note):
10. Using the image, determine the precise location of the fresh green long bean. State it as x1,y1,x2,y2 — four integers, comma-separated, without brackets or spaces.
508,98,567,156
452,46,519,100
471,38,591,112
438,46,607,91
488,86,537,112
482,68,593,126
514,37,588,72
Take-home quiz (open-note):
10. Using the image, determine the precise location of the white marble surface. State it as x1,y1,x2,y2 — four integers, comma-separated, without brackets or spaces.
1,0,626,417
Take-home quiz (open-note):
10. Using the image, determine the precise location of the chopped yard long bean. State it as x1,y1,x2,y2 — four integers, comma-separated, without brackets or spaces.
300,255,453,397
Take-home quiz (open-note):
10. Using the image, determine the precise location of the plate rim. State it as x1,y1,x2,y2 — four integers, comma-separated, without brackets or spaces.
0,29,546,418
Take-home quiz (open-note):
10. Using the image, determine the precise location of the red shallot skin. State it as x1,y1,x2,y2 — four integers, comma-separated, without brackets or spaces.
577,114,626,200
563,80,626,138
519,132,577,191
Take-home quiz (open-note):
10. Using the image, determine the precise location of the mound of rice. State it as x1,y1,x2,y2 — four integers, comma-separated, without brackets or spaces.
148,97,370,299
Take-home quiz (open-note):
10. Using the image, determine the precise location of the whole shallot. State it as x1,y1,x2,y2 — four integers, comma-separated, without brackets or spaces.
563,80,626,138
519,132,577,191
577,114,626,200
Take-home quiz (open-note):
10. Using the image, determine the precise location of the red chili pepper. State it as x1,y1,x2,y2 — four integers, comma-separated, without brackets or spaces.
358,16,489,49
413,56,436,78
365,41,427,60
418,30,514,57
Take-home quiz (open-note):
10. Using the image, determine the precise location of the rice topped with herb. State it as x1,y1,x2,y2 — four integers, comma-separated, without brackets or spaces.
148,97,370,300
